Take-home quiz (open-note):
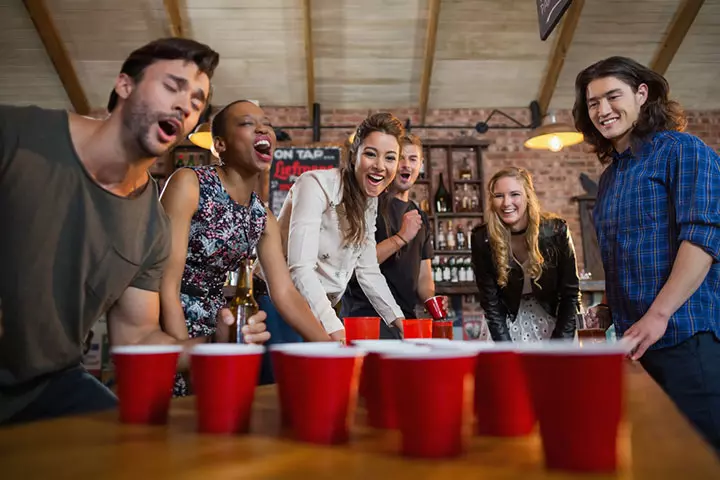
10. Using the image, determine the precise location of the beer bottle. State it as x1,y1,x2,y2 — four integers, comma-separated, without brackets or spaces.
227,257,259,343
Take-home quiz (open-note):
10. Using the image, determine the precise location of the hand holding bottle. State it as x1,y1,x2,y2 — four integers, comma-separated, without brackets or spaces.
215,308,270,344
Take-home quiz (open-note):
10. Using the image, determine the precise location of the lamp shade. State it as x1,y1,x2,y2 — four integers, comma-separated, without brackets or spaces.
524,115,584,152
188,122,213,150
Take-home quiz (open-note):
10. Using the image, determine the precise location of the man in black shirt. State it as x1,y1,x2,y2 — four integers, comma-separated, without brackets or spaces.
342,134,435,338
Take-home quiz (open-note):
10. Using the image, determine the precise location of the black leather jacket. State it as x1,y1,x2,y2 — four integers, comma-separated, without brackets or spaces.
471,218,580,341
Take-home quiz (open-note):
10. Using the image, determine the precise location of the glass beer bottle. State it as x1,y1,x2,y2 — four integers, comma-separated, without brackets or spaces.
227,258,258,344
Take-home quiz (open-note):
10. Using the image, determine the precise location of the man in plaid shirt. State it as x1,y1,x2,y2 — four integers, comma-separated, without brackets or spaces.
573,56,720,452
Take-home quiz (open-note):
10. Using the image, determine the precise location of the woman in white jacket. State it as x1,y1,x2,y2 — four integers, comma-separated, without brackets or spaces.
276,112,407,343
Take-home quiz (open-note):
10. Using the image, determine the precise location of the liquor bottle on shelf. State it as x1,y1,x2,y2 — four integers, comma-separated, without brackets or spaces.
446,221,456,250
456,223,466,250
450,257,459,283
437,222,447,250
227,257,258,344
466,221,475,248
465,257,475,282
432,257,442,283
459,157,472,179
458,260,468,282
461,184,471,212
470,187,480,211
442,258,452,282
434,173,452,213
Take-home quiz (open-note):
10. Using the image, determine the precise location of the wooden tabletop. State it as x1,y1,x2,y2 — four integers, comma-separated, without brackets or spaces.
1,362,718,479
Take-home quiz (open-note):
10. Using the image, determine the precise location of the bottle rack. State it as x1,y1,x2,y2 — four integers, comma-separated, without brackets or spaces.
412,140,489,296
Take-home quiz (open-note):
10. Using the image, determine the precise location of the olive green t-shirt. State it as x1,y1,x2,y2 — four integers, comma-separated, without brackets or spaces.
0,104,170,421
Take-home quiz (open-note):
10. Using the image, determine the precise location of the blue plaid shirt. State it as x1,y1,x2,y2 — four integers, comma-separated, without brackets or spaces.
593,130,720,349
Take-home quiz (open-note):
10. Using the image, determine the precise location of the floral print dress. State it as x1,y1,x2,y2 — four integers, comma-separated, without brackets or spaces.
173,166,267,396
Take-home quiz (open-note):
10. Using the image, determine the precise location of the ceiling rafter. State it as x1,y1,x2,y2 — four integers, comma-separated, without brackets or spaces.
537,0,585,116
22,0,90,114
650,0,704,75
163,0,185,37
419,0,442,124
302,0,316,117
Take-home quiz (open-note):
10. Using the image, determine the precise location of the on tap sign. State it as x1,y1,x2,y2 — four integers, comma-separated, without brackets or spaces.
536,0,573,41
268,147,341,216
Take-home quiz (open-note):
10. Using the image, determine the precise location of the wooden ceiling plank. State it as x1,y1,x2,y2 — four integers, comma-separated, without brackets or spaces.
419,0,442,124
163,0,184,38
302,0,316,117
650,0,705,75
537,0,585,116
22,0,91,115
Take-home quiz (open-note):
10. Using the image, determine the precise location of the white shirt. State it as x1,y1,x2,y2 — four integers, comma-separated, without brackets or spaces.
277,168,404,334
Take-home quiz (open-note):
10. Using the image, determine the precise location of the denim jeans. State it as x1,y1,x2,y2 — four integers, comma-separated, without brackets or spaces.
640,332,720,453
257,295,304,385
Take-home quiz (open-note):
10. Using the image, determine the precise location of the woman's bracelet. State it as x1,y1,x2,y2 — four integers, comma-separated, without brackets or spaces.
396,233,408,245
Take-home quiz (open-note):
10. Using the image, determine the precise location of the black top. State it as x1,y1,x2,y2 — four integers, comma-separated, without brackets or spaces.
341,194,433,319
470,217,580,341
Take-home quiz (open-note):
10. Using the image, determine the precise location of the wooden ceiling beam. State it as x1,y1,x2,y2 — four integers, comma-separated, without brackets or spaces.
650,0,704,75
419,0,441,124
537,0,585,116
22,0,91,115
302,0,316,117
163,0,185,37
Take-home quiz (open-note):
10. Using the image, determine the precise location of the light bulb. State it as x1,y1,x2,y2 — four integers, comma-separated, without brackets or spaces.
548,135,563,152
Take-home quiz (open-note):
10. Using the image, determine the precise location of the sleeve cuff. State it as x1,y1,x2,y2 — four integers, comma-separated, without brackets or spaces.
320,314,344,335
679,224,720,262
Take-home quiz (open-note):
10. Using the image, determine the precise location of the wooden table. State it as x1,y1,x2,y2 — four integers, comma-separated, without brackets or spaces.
1,363,718,479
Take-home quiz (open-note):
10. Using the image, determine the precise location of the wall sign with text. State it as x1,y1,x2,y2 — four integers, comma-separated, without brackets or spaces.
536,0,573,40
268,147,341,217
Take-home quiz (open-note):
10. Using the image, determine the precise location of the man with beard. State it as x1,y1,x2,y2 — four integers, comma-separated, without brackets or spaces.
0,38,269,426
341,134,435,338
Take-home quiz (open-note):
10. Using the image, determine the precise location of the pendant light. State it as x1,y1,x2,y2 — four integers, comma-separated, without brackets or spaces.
523,113,584,152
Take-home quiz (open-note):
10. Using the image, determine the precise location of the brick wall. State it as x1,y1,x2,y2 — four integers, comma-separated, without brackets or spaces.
264,106,720,271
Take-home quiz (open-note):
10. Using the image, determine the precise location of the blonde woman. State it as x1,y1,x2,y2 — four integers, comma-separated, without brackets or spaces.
470,167,580,342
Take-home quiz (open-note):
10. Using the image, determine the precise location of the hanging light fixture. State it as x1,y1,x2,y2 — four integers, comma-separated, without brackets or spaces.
523,113,584,152
188,122,213,150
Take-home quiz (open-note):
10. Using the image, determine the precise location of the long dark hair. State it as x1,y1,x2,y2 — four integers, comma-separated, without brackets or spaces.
340,113,404,246
572,56,687,164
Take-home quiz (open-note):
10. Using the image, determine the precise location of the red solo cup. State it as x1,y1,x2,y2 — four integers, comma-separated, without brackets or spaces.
269,342,343,428
424,295,448,320
189,344,264,434
354,344,431,429
343,317,381,343
402,319,432,339
432,321,454,339
111,345,182,425
351,339,403,399
280,345,365,444
433,341,535,437
519,340,632,472
386,350,476,458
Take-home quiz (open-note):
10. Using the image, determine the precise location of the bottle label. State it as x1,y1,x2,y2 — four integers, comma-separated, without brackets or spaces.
231,306,253,343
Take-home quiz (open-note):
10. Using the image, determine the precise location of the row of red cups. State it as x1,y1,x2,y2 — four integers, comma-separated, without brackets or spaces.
344,316,447,341
272,338,633,473
111,337,633,473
